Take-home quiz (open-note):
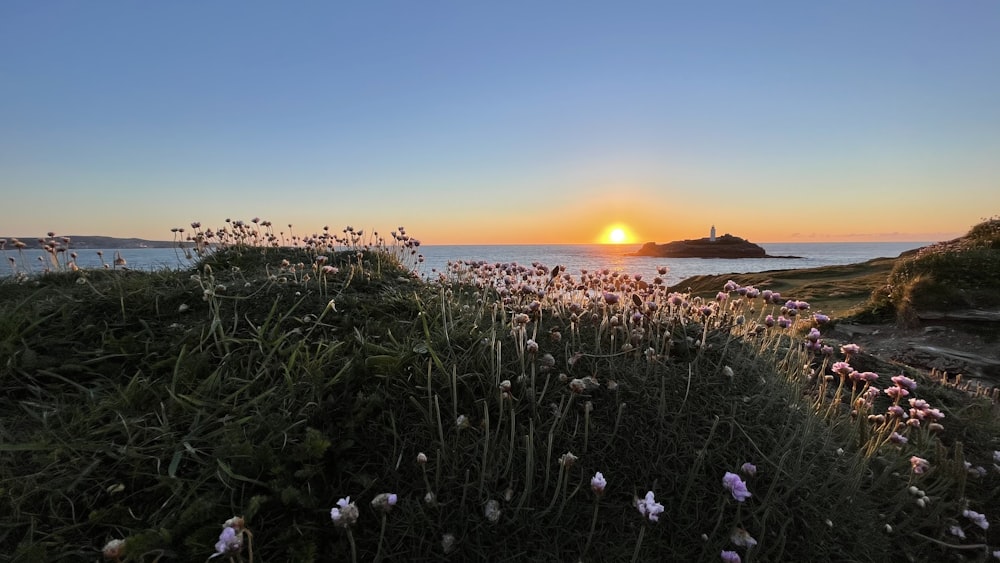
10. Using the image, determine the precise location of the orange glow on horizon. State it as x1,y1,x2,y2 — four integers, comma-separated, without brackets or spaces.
599,224,638,245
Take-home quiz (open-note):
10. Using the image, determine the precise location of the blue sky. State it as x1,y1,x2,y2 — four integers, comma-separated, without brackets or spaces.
2,1,998,244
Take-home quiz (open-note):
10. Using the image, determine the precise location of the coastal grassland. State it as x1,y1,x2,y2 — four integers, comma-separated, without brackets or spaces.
670,257,900,320
2,223,1000,562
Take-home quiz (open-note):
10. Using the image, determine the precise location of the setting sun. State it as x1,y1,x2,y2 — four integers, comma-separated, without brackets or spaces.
601,224,635,244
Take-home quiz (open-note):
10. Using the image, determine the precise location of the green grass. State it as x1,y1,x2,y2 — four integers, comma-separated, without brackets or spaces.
2,225,1000,562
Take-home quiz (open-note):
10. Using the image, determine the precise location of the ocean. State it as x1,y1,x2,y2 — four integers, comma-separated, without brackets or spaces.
3,242,929,287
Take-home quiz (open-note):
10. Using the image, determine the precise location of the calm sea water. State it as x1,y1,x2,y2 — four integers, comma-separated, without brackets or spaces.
3,242,929,287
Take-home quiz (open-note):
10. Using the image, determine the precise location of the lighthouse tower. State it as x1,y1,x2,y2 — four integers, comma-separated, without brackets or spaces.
710,225,716,242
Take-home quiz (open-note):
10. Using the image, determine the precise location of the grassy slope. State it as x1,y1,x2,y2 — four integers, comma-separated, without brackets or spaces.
2,239,1000,562
670,256,901,319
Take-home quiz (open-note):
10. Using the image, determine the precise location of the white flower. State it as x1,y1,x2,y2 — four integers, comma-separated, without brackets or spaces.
730,527,757,548
484,499,501,523
441,533,457,554
102,539,126,560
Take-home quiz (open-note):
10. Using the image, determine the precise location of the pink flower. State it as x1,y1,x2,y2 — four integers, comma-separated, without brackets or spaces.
636,491,664,522
884,386,909,400
891,375,917,391
963,509,990,530
740,462,757,477
722,472,752,502
212,527,242,558
591,472,607,496
721,550,742,563
910,456,930,475
831,361,854,378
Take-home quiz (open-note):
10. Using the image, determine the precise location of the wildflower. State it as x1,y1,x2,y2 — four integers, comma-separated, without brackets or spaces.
330,497,359,528
603,292,619,305
559,451,578,468
371,493,398,513
831,361,854,378
456,414,469,428
636,491,665,522
484,499,501,523
887,405,906,418
591,472,607,496
417,452,428,465
963,509,989,530
102,539,126,560
525,339,539,354
884,386,909,400
764,314,775,328
721,550,742,563
806,328,821,342
722,366,734,379
722,472,752,502
724,280,739,292
441,533,457,554
948,525,966,539
740,462,757,477
889,432,908,445
777,316,792,329
813,313,830,324
853,371,879,382
568,378,587,394
841,343,860,356
730,527,758,548
212,526,242,558
910,456,930,475
891,375,917,391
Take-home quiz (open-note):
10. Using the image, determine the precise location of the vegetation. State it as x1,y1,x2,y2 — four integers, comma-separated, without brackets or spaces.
2,221,1000,562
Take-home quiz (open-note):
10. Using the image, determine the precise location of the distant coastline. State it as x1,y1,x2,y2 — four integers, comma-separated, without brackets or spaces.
1,235,180,249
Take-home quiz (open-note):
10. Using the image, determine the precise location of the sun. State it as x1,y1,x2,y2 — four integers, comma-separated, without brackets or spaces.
602,224,634,244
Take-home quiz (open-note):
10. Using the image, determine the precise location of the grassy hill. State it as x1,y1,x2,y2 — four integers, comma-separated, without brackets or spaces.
2,221,999,562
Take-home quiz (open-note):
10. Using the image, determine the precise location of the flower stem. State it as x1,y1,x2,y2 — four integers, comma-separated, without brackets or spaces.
630,525,646,563
374,513,387,563
583,498,601,556
346,527,357,563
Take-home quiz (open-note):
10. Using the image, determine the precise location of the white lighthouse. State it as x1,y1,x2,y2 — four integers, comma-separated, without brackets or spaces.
710,225,716,242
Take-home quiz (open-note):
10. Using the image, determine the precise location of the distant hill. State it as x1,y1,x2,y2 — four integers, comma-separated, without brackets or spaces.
1,235,179,249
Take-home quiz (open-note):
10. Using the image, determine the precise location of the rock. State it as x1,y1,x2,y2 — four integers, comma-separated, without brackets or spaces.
917,309,1000,322
631,234,800,259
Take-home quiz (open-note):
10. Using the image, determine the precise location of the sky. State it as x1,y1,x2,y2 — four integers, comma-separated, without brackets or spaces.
2,1,998,245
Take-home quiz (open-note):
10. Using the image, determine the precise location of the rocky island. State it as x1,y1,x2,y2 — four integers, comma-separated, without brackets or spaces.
631,228,799,259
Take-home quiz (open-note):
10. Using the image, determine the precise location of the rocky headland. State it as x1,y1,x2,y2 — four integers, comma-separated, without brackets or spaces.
631,233,799,259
